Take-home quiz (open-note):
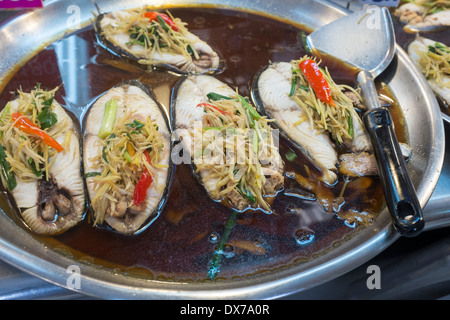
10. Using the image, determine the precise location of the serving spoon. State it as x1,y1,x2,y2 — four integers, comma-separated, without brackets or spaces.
306,7,424,236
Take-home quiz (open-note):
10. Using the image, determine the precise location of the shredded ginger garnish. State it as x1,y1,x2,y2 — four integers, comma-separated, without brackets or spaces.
88,111,166,224
193,92,279,212
104,8,198,65
416,41,450,88
290,56,362,145
0,85,67,183
404,0,450,15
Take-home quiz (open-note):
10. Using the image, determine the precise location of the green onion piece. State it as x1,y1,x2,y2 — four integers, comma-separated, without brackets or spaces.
102,146,108,163
299,84,310,91
289,77,297,97
237,94,260,129
301,31,311,53
207,92,233,101
0,144,16,191
123,150,133,163
125,119,145,133
207,210,238,280
84,172,101,178
157,15,170,32
243,189,256,203
238,180,256,203
1,102,11,119
0,102,11,139
126,40,146,46
186,44,200,60
98,99,118,139
434,42,449,52
347,110,354,139
203,126,223,131
28,158,43,177
252,129,259,155
285,150,297,162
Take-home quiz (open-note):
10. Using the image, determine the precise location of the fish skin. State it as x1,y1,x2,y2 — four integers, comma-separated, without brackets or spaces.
83,82,171,235
7,99,85,235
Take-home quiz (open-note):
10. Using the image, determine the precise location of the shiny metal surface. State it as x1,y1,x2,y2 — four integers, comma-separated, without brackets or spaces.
0,0,445,299
308,7,425,236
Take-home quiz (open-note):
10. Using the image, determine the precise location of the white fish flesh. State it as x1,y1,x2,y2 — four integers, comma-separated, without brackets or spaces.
83,81,172,234
253,62,340,185
394,3,450,32
339,143,412,177
253,62,412,181
0,91,85,235
408,37,450,105
173,75,284,212
95,8,220,74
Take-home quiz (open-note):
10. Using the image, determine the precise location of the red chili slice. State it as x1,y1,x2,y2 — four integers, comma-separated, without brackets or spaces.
299,59,334,106
197,102,226,115
144,11,178,32
133,150,153,206
11,112,64,152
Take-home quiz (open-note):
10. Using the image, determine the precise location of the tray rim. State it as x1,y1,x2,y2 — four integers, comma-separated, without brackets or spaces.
0,0,445,299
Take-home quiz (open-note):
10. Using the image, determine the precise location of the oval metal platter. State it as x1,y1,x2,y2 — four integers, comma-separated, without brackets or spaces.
0,0,445,299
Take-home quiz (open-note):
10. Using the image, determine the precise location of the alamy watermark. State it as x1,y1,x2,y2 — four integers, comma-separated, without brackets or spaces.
366,264,381,290
170,121,281,172
66,4,81,30
66,264,81,290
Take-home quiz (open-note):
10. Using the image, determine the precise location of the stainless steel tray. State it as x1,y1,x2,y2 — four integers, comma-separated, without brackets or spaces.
0,0,446,299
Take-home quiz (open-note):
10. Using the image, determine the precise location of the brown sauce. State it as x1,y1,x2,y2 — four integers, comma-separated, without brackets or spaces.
0,7,403,281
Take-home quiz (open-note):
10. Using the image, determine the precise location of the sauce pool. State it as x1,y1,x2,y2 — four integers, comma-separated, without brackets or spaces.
0,7,400,281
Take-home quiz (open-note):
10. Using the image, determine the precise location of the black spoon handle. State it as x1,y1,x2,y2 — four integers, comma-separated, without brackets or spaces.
363,107,424,236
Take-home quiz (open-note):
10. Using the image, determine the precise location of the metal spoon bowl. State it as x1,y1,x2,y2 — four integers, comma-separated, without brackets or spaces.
306,7,424,236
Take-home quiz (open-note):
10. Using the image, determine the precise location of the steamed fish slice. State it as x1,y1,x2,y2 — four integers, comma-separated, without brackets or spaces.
339,143,412,177
1,91,85,235
83,82,171,235
394,2,450,32
173,75,284,212
173,76,235,199
255,62,339,185
95,8,220,74
408,37,450,105
340,102,372,153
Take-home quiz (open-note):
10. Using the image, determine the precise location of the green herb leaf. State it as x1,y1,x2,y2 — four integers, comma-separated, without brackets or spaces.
125,119,145,133
37,106,57,129
42,97,53,107
28,158,43,177
207,92,233,101
347,109,354,139
0,144,16,191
